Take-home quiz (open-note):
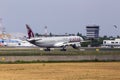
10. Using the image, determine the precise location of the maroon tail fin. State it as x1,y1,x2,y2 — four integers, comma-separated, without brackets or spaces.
26,24,34,39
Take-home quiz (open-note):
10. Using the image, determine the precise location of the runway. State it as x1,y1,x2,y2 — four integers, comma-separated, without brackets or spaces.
0,47,119,62
0,55,120,62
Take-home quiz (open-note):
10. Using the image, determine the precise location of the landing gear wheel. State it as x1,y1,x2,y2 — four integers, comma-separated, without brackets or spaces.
44,48,51,51
61,46,67,51
60,49,67,51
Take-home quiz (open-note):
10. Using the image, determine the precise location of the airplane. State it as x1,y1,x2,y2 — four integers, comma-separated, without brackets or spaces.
0,38,34,47
26,24,84,51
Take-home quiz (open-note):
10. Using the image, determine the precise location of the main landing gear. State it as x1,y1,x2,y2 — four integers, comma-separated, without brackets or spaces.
60,48,66,51
44,48,67,51
44,48,51,51
60,46,67,51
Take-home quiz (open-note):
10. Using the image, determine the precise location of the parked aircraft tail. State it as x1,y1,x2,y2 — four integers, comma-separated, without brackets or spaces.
26,24,34,39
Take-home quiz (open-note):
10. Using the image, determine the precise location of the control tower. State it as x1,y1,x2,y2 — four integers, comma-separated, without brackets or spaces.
86,25,100,39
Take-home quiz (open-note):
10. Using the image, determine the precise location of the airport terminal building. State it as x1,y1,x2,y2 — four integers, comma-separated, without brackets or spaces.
103,38,120,48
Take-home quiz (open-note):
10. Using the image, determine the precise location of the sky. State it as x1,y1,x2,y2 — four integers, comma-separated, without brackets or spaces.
0,0,120,37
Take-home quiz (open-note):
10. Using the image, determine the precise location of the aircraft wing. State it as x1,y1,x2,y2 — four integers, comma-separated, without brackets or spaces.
54,41,80,47
54,42,68,47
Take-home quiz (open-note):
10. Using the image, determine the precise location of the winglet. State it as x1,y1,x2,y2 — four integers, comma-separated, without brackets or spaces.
26,24,34,39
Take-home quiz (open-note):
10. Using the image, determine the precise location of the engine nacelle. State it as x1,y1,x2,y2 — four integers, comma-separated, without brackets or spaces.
72,43,81,49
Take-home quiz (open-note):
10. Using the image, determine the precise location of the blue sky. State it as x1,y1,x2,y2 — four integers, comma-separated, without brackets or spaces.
0,0,120,36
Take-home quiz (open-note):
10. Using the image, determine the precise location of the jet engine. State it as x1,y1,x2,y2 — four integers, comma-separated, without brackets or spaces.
72,43,81,49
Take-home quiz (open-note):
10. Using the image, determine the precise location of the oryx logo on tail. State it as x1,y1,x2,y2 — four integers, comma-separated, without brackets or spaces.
26,24,34,39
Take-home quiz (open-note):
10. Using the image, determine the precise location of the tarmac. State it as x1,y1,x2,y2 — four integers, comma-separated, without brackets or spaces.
0,55,120,62
0,47,120,62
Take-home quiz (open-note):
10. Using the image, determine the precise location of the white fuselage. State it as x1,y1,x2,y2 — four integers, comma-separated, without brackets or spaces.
27,36,83,48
